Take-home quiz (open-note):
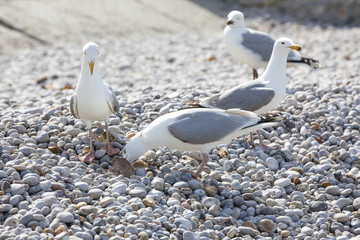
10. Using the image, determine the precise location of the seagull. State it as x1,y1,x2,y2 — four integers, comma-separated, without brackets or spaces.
224,10,319,79
189,38,299,149
121,108,282,178
70,42,120,162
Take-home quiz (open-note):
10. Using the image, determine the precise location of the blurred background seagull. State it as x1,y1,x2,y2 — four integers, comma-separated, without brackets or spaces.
224,10,320,79
191,38,299,149
121,108,282,178
70,42,120,162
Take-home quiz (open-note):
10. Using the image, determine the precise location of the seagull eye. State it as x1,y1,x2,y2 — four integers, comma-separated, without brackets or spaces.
124,149,126,154
281,42,285,45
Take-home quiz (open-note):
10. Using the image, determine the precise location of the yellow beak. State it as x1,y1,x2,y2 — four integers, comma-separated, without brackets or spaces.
289,45,302,51
88,61,95,75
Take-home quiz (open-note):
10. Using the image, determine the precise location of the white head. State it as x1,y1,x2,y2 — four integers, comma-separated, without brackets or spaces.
121,133,147,164
226,10,245,28
273,37,301,54
82,42,99,75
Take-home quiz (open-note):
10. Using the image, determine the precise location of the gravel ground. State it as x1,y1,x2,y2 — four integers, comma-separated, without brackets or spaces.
0,14,360,240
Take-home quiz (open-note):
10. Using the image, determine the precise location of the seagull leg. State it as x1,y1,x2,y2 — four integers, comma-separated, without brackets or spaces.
193,153,209,178
256,130,276,150
78,128,95,162
249,132,256,148
101,122,119,156
252,68,258,79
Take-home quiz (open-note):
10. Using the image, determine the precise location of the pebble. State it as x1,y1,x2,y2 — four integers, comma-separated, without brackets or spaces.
129,187,147,198
237,226,259,237
274,178,291,187
334,213,349,223
325,186,341,196
183,231,198,240
22,175,39,186
258,219,276,233
36,131,49,143
266,157,279,171
11,184,25,195
301,226,314,235
311,201,328,212
353,198,360,210
112,183,127,195
100,197,114,207
174,218,192,229
336,198,352,209
57,212,75,223
19,146,36,156
0,204,12,212
1,181,11,192
88,188,103,200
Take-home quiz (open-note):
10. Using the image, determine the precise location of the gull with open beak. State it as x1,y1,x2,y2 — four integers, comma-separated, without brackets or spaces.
70,42,120,162
224,10,319,79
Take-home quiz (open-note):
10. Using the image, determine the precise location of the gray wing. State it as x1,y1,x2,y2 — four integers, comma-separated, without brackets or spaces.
241,30,275,62
105,83,120,114
168,109,256,144
70,93,80,119
203,81,275,111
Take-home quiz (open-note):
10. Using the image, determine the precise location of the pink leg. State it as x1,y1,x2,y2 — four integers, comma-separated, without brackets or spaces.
101,122,119,156
78,128,95,162
193,153,209,178
249,132,256,147
256,130,276,150
252,68,258,79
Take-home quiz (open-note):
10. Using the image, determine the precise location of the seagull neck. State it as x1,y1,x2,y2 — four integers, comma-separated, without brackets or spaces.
262,50,288,86
126,136,151,164
79,58,101,83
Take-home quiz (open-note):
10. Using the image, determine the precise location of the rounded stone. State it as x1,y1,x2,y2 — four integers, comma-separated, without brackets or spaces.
325,186,340,196
11,184,25,195
334,213,348,223
138,231,149,240
129,187,147,198
266,157,279,171
88,189,103,200
22,175,39,186
353,197,360,210
202,197,220,208
112,182,127,195
99,197,114,208
258,219,276,233
274,178,291,188
57,212,75,223
174,218,192,229
301,226,314,236
75,182,89,192
311,201,328,212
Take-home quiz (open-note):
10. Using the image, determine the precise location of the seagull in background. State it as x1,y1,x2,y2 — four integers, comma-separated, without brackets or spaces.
70,42,120,162
224,10,319,79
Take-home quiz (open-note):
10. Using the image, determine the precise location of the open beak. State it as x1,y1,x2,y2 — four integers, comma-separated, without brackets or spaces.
88,60,95,75
289,45,302,51
227,20,234,25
